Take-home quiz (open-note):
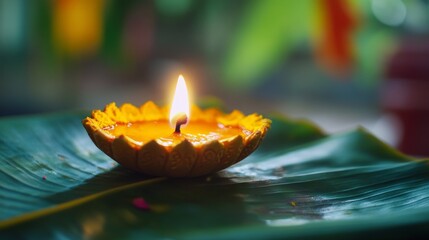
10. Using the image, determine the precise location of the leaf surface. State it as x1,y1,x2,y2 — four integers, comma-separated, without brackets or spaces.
0,112,428,239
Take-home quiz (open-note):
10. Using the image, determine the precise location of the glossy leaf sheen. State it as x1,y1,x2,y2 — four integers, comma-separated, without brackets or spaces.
1,112,429,239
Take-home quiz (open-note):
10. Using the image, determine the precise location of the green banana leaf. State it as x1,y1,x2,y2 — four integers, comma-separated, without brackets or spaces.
1,111,429,239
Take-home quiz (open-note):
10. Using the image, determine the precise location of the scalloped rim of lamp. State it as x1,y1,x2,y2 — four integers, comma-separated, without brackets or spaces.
82,102,271,177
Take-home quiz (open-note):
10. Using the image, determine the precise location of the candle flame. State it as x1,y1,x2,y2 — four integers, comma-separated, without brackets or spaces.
169,75,190,128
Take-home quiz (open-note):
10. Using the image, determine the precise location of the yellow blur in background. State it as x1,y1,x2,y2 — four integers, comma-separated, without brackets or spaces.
53,0,105,56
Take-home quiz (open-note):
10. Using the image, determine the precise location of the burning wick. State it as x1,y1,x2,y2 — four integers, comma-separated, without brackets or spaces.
173,113,188,134
170,75,190,134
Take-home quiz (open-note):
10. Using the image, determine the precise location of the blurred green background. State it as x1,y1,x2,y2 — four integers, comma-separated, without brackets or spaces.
0,0,428,155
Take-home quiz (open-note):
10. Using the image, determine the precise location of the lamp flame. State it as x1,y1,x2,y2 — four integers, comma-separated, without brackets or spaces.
169,75,190,128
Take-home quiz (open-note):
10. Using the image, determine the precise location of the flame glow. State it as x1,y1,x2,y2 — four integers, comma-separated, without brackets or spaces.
169,75,190,127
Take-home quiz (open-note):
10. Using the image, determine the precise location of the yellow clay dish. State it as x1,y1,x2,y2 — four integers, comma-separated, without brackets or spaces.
82,102,271,177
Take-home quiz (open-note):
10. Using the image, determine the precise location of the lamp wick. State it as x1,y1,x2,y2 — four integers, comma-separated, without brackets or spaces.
174,113,188,134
